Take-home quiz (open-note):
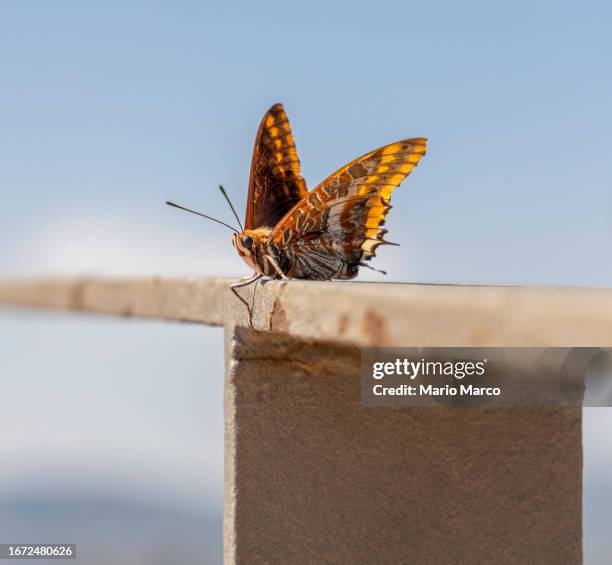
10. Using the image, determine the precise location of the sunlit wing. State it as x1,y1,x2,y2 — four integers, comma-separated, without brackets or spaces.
245,103,309,229
269,138,427,279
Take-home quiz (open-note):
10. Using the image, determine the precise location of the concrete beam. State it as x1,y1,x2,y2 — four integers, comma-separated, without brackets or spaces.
2,277,612,346
0,277,228,325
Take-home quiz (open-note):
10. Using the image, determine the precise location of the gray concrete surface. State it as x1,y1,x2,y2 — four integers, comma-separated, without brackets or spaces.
225,328,581,564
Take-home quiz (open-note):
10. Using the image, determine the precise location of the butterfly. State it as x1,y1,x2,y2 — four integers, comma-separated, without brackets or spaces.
167,103,427,318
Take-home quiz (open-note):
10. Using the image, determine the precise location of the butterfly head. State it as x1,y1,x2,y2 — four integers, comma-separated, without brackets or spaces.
232,228,271,273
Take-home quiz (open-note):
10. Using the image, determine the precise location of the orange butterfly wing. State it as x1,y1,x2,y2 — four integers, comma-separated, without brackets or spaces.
245,103,309,229
269,138,427,279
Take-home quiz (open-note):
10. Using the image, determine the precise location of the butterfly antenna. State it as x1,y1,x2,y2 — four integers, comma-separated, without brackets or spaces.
218,185,244,232
166,201,239,233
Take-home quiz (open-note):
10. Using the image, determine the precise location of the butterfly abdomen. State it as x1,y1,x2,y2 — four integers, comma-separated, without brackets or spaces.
266,237,358,281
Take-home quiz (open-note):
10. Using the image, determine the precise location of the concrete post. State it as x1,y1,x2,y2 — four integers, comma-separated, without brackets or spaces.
224,327,582,564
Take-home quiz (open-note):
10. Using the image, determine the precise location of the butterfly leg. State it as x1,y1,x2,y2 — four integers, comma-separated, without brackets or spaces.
264,255,289,280
359,261,387,275
230,273,263,325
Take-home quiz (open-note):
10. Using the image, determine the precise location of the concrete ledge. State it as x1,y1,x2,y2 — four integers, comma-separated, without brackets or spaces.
2,277,612,346
0,277,228,326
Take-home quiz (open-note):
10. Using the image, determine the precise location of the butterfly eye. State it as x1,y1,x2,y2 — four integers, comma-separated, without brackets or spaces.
242,235,254,250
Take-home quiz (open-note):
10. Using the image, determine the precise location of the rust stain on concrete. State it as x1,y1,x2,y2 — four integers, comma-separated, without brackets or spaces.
361,308,392,346
270,297,288,332
269,283,290,332
337,313,349,335
470,324,494,345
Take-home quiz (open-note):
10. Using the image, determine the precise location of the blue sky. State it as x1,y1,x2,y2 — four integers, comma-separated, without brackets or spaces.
1,0,611,284
1,1,611,562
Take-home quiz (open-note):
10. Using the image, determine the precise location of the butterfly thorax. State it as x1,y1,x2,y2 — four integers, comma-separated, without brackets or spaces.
232,228,277,276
